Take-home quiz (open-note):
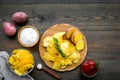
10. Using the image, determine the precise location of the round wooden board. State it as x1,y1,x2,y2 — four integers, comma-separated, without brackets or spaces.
39,23,87,71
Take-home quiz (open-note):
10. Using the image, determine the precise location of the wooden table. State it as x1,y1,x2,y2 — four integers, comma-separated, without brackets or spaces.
0,1,120,80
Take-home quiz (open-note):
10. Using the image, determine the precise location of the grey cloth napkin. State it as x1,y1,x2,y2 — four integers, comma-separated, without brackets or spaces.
0,51,34,80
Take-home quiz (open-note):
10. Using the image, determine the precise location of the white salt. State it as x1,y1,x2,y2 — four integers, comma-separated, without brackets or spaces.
20,28,38,46
37,63,42,69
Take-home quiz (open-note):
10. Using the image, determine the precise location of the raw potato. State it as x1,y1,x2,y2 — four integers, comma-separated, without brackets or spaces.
3,22,16,36
12,11,28,24
66,27,77,38
71,30,83,44
76,39,84,50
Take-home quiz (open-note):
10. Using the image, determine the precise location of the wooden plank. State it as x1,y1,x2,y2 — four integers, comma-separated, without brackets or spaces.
0,0,120,4
85,31,120,60
0,4,120,80
0,4,120,31
31,60,120,80
0,31,120,60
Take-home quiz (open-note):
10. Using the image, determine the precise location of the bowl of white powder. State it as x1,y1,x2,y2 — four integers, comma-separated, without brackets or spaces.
18,25,40,47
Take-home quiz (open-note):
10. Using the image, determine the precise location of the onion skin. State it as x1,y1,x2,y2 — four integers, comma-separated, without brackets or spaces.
3,22,16,36
12,12,28,24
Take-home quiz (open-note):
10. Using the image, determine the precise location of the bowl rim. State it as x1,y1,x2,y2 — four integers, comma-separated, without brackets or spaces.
81,59,98,78
18,25,40,47
81,70,98,78
7,49,35,76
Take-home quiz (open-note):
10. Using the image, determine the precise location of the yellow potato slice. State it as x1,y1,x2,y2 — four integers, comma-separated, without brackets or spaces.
76,39,85,50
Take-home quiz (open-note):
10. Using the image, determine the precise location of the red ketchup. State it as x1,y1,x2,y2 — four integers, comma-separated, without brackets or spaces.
81,59,99,77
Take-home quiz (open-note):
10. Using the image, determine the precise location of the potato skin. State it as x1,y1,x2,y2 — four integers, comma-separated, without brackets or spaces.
66,27,77,38
3,22,16,36
12,12,28,24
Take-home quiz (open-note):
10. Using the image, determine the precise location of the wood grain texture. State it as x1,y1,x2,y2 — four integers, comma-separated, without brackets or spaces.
0,4,120,31
39,23,87,71
0,0,120,4
0,4,120,80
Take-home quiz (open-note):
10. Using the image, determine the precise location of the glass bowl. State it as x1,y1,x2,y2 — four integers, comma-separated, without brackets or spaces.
7,49,35,76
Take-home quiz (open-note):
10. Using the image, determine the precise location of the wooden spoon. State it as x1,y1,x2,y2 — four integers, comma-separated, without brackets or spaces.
37,63,62,80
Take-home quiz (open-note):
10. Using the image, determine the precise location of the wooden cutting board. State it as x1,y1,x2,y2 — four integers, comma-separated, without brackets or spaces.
39,23,87,71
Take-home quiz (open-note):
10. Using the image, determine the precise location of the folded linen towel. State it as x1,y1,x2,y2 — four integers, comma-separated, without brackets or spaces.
0,51,34,80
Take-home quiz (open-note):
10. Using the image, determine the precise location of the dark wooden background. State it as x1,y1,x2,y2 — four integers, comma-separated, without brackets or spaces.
0,0,120,4
0,0,120,80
